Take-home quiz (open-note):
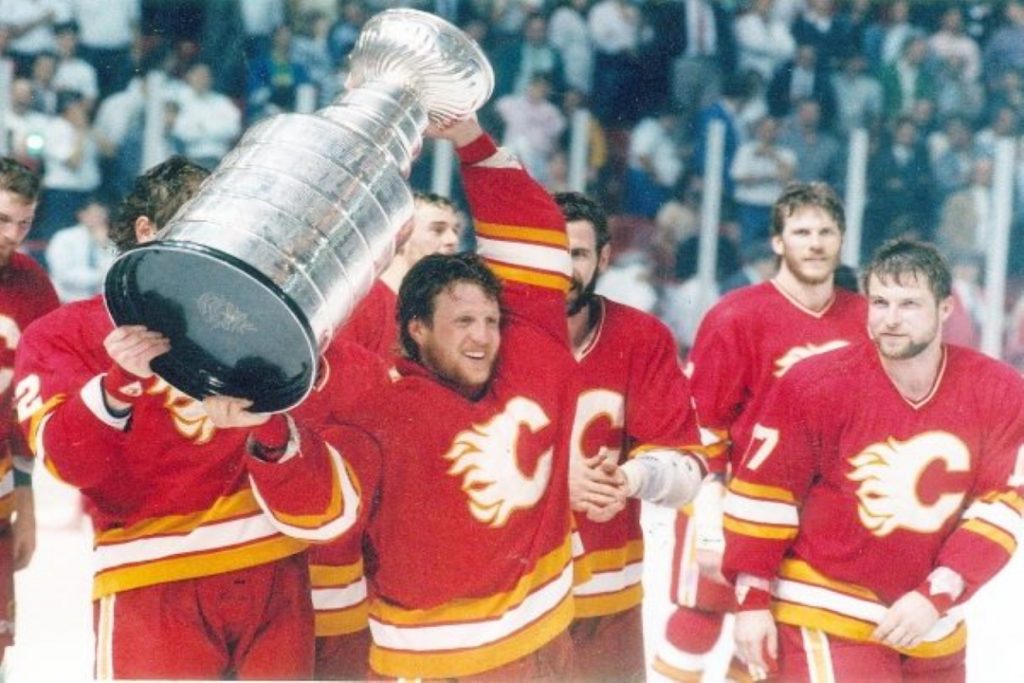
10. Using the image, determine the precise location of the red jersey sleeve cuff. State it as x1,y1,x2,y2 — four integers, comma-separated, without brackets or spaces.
456,133,499,165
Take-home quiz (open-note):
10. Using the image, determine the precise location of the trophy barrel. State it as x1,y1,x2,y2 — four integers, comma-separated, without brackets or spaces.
103,9,493,413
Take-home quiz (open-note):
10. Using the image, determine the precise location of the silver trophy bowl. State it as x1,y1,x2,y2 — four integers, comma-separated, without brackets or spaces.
104,9,493,412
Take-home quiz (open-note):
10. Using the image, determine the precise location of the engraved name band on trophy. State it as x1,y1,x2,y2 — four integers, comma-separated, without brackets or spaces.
103,9,494,412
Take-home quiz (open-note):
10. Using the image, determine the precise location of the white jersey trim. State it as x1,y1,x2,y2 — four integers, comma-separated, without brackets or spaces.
369,561,573,652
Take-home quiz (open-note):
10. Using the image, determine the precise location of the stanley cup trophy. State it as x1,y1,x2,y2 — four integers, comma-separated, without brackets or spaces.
104,9,493,412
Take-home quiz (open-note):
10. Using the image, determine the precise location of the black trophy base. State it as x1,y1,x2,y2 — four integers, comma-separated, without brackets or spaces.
104,241,317,413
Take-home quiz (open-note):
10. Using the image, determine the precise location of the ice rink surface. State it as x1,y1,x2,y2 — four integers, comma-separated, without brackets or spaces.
5,471,1023,682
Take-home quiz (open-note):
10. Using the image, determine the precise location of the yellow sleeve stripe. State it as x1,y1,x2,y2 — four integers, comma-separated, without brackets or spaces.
980,490,1024,513
961,518,1017,555
309,559,365,587
475,221,568,248
487,262,571,293
28,394,66,457
729,477,797,503
723,515,798,540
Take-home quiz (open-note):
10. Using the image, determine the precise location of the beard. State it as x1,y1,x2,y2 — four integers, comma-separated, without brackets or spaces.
781,250,838,286
567,273,599,316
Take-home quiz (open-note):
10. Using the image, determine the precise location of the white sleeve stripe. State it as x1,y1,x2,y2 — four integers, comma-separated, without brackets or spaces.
476,237,572,276
80,375,131,431
248,443,360,542
724,493,799,527
964,500,1023,542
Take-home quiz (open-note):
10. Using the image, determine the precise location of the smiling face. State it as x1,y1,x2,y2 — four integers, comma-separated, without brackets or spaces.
773,206,842,286
867,272,952,360
409,282,501,397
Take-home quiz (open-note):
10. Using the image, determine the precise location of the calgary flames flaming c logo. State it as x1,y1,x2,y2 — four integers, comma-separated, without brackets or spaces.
444,397,553,528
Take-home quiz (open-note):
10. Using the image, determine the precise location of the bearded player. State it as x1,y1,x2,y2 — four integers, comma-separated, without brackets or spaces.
0,158,59,662
725,239,1024,681
557,191,706,682
654,182,868,681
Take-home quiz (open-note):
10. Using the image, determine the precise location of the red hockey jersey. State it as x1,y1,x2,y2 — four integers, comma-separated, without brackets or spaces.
0,253,58,521
313,134,577,678
570,296,702,617
689,281,867,471
723,342,1024,657
335,278,398,357
14,295,364,599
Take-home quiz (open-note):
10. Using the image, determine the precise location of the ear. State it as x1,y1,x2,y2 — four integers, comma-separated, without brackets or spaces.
408,317,428,348
597,242,611,275
134,216,158,244
938,295,955,325
771,233,784,257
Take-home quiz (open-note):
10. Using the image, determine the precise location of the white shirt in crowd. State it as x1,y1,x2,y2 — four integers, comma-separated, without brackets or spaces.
45,222,115,302
53,57,98,100
71,0,138,49
628,117,683,188
172,89,242,162
42,116,100,191
0,0,71,54
734,10,796,80
587,0,639,55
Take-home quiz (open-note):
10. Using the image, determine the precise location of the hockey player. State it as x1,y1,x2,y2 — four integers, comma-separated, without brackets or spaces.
305,116,582,679
0,158,60,662
13,156,366,679
556,191,706,682
724,239,1024,681
654,182,868,681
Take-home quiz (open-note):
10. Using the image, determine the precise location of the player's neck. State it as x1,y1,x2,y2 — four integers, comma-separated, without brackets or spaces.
568,297,601,353
879,341,945,403
379,259,409,294
772,269,835,313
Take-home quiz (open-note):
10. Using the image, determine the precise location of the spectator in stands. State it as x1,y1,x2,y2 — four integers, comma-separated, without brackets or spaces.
493,12,566,100
588,0,641,127
172,62,241,170
0,0,67,76
779,97,841,187
693,71,757,206
733,0,796,82
669,0,736,126
830,51,883,135
864,115,933,257
240,0,287,65
247,24,312,121
930,5,982,84
328,0,367,66
559,88,607,188
731,115,796,247
548,0,593,96
292,10,338,108
880,35,937,118
976,104,1019,157
45,197,114,302
495,73,565,186
2,78,49,170
52,21,97,113
791,0,857,70
720,239,777,294
934,52,985,123
69,0,136,99
937,156,995,256
932,115,980,200
35,89,100,252
766,42,836,125
624,108,682,219
28,51,58,114
863,0,922,70
982,0,1024,88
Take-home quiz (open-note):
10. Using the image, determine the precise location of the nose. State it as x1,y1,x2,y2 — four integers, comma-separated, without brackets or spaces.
442,228,459,252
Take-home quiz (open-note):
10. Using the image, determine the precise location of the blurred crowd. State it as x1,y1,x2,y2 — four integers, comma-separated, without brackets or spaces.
4,0,1024,366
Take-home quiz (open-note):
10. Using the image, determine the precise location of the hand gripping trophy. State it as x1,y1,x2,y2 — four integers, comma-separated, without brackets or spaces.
104,10,493,412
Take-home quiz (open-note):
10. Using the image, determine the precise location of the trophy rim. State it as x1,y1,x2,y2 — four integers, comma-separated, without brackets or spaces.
105,241,319,413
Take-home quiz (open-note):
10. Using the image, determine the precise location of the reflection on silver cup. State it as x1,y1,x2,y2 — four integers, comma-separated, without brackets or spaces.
103,9,493,412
